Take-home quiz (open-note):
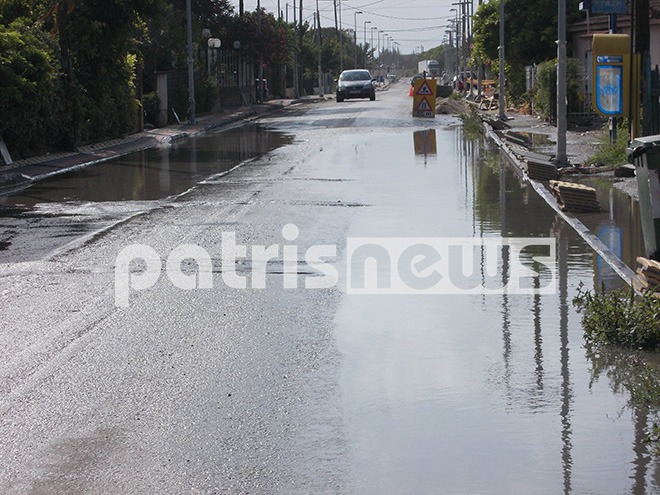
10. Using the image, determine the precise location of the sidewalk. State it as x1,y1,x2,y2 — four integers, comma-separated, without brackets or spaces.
480,109,638,285
0,96,331,192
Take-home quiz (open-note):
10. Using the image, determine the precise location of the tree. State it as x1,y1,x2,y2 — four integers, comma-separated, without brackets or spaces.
0,20,64,157
472,0,582,97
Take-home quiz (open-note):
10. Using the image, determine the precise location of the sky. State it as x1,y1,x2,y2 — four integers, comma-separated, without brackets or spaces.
227,0,459,55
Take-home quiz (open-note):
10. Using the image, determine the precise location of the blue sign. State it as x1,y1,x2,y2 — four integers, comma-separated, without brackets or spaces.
597,55,623,63
591,0,627,14
595,65,623,115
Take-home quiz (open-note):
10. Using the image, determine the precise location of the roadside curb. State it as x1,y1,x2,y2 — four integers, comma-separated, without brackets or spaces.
482,119,637,287
0,96,327,194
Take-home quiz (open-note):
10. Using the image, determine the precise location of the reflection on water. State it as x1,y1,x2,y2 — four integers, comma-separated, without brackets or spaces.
334,126,660,494
0,124,293,262
412,129,437,164
571,176,646,289
0,124,293,209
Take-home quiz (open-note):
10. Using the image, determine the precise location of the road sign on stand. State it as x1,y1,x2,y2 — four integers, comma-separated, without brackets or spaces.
413,78,437,118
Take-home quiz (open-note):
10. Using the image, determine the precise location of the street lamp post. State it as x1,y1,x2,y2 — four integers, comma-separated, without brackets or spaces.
354,11,362,69
363,20,371,67
450,8,458,77
378,30,383,59
371,26,377,67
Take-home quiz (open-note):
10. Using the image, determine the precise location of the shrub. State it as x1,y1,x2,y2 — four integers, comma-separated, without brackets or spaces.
0,22,65,158
584,120,629,167
573,283,660,351
534,58,584,122
143,91,159,126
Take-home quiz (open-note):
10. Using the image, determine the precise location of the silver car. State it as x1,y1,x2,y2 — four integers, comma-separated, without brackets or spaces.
336,69,376,102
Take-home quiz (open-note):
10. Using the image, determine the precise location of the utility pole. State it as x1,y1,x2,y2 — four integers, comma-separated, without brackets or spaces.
339,0,344,72
258,0,264,104
333,0,341,72
498,0,505,120
293,0,299,97
299,0,304,94
315,0,323,96
636,0,652,135
556,0,568,164
609,14,617,143
186,0,196,124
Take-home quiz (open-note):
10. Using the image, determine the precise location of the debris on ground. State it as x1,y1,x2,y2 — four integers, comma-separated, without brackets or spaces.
549,180,601,213
633,257,660,297
435,97,470,115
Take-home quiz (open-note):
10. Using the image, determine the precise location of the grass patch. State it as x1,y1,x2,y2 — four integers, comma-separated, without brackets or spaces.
573,283,660,351
584,121,629,168
458,108,483,140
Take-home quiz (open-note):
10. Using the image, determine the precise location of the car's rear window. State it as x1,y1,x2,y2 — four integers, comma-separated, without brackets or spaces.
340,71,371,81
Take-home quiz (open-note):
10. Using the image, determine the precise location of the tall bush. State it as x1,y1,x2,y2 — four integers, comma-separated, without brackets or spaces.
0,21,66,158
533,58,584,122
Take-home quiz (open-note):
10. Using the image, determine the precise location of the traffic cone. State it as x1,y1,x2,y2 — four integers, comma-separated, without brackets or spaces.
409,85,413,96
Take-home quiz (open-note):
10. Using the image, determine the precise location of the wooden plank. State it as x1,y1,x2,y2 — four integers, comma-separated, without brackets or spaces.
637,256,660,272
633,278,660,298
637,268,660,285
516,149,555,163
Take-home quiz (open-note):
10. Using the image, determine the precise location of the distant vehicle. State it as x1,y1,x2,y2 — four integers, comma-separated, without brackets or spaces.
418,60,440,78
410,74,424,95
336,69,376,102
387,73,397,82
453,71,472,90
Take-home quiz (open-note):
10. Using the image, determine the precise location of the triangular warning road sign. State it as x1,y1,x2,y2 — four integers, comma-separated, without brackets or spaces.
416,97,433,111
416,81,433,95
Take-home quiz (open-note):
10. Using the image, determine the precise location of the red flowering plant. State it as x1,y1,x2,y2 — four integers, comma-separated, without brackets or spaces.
232,9,292,67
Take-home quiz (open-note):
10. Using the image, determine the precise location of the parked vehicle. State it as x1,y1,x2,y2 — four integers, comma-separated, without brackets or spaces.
336,69,376,102
453,71,472,90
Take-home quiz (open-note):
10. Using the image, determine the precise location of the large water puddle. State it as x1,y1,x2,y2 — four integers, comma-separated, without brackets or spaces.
0,124,293,262
332,126,660,494
0,124,293,209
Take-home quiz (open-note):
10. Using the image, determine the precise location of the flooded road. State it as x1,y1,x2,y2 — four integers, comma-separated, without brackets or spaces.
1,83,659,494
0,125,293,262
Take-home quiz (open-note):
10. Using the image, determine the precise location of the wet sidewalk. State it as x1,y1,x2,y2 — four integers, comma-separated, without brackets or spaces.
0,96,331,192
480,110,640,286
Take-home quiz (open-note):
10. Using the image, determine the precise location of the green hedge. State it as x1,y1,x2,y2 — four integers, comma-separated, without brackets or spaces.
533,58,584,122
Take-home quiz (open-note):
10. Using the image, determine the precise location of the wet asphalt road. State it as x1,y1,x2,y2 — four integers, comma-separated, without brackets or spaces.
1,82,660,494
0,85,428,494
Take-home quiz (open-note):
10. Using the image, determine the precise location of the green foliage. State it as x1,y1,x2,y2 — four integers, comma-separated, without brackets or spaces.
196,76,219,113
472,0,583,97
533,58,584,122
142,91,159,126
458,108,483,140
585,121,629,167
232,9,291,68
0,20,66,158
573,283,660,351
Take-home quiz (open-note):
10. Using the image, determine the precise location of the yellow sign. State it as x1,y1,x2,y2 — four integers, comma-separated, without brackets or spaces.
592,34,630,117
413,78,436,117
